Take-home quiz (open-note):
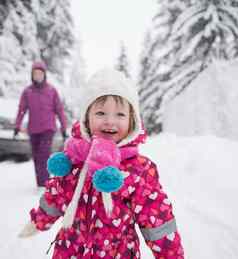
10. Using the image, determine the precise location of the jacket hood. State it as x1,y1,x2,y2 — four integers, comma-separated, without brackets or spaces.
79,68,144,147
31,61,47,85
32,61,47,72
71,120,147,147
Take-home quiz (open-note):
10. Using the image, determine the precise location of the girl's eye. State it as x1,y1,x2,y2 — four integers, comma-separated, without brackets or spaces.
95,111,105,116
117,112,126,117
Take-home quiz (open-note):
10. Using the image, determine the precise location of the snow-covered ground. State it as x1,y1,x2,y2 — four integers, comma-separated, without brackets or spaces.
1,133,238,258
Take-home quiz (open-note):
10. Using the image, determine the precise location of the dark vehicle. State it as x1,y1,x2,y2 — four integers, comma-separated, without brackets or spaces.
0,116,63,162
0,98,66,162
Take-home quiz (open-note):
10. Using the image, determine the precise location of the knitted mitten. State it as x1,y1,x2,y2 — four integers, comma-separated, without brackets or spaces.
18,221,39,238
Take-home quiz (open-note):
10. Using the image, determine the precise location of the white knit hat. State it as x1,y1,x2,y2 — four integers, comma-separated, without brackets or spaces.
62,69,142,229
79,68,142,147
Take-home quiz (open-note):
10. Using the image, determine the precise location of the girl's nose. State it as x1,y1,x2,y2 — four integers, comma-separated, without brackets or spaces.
104,115,115,125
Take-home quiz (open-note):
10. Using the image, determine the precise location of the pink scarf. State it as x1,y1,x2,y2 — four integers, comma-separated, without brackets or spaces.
62,135,138,228
64,135,138,174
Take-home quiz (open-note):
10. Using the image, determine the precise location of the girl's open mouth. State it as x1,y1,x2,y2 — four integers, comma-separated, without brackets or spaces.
101,129,117,135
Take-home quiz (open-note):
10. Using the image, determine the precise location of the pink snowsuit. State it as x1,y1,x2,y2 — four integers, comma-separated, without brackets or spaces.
30,123,184,258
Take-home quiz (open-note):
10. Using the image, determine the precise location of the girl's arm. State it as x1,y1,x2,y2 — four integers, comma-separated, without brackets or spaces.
29,172,77,231
131,158,184,259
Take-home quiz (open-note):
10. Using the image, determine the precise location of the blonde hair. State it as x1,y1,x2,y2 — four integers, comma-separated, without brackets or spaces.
85,95,135,136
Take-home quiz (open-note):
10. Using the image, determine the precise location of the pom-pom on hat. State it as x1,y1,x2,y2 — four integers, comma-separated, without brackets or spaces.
79,68,142,147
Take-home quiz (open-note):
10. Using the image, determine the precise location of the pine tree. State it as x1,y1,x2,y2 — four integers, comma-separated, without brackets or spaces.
0,0,39,97
65,33,86,119
115,41,131,78
0,0,76,97
32,0,74,82
138,0,185,134
138,31,153,91
138,30,160,134
166,0,238,99
139,0,238,135
21,0,32,11
0,1,9,96
0,1,8,33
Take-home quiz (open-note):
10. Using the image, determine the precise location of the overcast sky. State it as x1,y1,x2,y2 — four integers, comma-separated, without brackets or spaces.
71,0,156,78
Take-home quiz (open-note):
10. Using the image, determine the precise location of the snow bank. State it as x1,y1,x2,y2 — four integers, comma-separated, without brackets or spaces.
140,134,238,258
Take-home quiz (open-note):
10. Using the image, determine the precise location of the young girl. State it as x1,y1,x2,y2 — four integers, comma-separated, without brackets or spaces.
19,69,184,258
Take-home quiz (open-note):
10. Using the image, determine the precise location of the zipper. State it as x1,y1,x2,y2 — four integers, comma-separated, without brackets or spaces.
46,238,57,255
86,184,93,230
130,250,134,259
85,183,93,250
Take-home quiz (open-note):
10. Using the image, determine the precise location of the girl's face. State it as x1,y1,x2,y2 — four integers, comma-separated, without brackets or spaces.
88,96,131,143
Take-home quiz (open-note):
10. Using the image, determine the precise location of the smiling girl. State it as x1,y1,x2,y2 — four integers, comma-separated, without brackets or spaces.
19,69,184,259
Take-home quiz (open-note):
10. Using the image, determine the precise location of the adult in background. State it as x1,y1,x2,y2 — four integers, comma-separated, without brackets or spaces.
14,61,67,189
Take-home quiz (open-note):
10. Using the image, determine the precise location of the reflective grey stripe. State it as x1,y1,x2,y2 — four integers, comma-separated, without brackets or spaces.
140,218,177,241
39,196,63,217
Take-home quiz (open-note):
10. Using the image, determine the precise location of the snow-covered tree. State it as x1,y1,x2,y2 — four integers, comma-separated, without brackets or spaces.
138,30,161,134
138,0,185,134
64,32,87,120
115,41,131,78
21,0,32,11
32,0,74,82
139,0,238,135
0,0,39,97
0,1,8,34
0,35,20,97
0,0,76,97
164,0,238,97
138,31,153,90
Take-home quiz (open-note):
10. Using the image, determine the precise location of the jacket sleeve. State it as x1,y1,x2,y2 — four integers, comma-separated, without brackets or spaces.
30,172,77,231
53,89,67,132
131,158,184,258
15,90,28,130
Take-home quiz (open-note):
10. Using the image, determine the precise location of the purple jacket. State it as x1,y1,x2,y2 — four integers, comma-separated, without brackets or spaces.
15,82,67,134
